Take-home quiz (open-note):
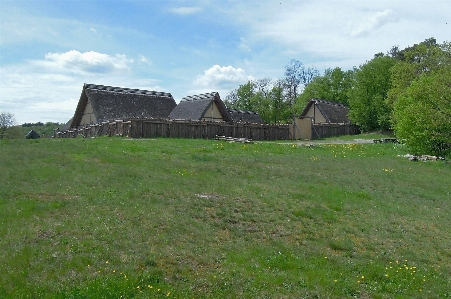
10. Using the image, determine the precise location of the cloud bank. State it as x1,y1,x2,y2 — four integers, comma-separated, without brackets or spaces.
351,9,399,37
38,50,134,74
194,65,254,90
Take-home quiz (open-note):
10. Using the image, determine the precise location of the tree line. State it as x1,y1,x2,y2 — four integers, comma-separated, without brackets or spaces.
225,38,451,157
0,112,62,139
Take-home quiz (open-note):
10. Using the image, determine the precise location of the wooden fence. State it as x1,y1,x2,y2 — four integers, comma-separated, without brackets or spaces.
55,119,290,141
311,123,360,139
290,118,360,140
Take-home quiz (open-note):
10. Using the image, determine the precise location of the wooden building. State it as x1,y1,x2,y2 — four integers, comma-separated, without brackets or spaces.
69,83,176,128
169,92,232,123
228,109,265,124
300,99,350,124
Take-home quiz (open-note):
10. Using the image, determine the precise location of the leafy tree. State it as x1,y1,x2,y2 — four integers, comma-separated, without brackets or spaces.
0,111,16,139
268,80,291,123
225,79,292,124
394,65,451,157
224,81,256,111
388,39,451,109
284,59,318,106
293,67,353,114
250,78,274,123
348,56,396,131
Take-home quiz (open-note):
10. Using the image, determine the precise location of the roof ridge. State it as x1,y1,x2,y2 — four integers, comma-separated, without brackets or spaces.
181,92,218,102
84,83,172,98
313,98,345,107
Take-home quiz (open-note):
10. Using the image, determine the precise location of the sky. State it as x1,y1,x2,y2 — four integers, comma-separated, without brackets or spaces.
0,0,449,124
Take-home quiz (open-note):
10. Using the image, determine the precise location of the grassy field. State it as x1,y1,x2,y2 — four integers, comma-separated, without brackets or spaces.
0,136,450,298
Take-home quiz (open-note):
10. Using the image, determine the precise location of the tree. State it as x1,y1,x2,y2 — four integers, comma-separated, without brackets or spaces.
0,111,16,139
348,56,396,131
268,80,291,123
284,59,318,106
225,79,292,124
224,81,256,111
393,65,451,157
293,67,354,114
387,39,451,109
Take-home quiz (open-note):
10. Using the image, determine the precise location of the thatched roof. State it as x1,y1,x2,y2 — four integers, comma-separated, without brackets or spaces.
169,92,232,122
70,83,176,128
60,117,73,131
301,99,350,123
228,109,265,124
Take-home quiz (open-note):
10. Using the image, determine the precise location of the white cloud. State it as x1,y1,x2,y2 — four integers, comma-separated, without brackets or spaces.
139,55,152,65
170,6,202,15
217,1,450,70
194,65,254,90
351,9,399,37
0,50,158,123
37,50,134,74
0,69,80,123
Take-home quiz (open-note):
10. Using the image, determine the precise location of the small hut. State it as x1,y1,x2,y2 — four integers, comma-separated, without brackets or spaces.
25,130,40,139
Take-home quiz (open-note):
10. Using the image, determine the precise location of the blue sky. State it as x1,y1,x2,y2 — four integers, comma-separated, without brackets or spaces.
1,0,450,124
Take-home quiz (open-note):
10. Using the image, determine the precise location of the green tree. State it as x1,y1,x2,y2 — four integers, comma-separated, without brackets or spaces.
348,56,396,131
388,39,451,110
225,79,292,124
268,81,291,123
293,67,353,114
0,111,16,139
394,65,451,157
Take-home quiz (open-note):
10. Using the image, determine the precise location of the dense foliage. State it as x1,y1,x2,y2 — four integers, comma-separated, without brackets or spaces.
0,121,62,139
348,56,396,132
394,65,451,156
0,111,16,139
225,59,318,124
293,67,353,112
225,37,451,157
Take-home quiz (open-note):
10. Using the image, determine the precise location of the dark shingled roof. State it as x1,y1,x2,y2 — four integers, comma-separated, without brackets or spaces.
169,92,232,122
228,109,265,124
25,129,40,139
301,99,350,123
70,83,176,128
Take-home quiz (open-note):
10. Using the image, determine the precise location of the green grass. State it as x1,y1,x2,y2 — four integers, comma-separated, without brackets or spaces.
1,137,450,298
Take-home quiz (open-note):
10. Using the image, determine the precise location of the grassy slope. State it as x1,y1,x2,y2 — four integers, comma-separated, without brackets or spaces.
0,137,450,299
